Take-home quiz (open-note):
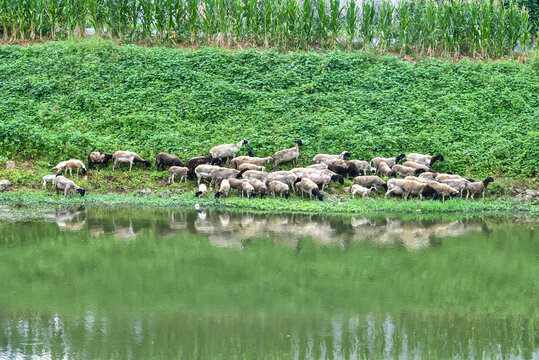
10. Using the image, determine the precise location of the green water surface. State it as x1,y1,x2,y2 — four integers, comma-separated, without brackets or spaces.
0,206,537,359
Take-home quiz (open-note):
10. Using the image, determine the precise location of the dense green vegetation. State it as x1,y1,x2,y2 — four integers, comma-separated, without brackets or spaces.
0,0,535,58
0,40,537,179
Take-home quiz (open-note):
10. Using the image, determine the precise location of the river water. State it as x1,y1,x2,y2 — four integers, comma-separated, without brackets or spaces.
0,206,537,359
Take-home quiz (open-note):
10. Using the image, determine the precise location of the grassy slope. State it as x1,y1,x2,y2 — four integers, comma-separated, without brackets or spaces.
0,39,537,178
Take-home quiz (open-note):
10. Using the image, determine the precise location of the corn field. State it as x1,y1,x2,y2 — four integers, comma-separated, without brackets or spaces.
0,0,535,58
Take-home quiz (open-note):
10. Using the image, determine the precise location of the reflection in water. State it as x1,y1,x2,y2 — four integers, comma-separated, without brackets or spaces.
43,206,492,250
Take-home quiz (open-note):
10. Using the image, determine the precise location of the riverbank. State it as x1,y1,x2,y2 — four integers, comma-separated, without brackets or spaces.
1,190,537,215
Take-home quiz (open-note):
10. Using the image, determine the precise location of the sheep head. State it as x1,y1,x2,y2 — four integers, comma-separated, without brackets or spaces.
77,188,86,197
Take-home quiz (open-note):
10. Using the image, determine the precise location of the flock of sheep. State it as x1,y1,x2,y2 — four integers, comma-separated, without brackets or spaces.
42,139,494,201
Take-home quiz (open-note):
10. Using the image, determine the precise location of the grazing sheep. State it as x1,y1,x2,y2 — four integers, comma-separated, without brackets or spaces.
65,159,87,177
267,171,298,193
348,160,376,175
392,164,426,177
328,160,361,178
168,166,189,184
307,164,329,170
210,168,248,188
52,161,68,174
88,152,113,170
210,139,249,162
385,179,437,200
249,179,267,198
301,171,343,190
112,151,151,172
269,181,290,199
228,178,244,194
294,178,324,201
41,175,56,189
272,140,303,170
440,178,472,197
402,161,430,172
230,156,273,169
378,162,397,178
240,180,256,199
435,173,465,182
214,179,231,199
419,172,439,181
466,177,494,200
350,184,376,199
186,156,222,178
425,181,459,201
241,170,268,184
238,163,266,172
353,176,387,190
156,152,185,171
312,151,351,165
405,153,444,167
370,154,405,172
194,164,221,186
195,184,207,197
53,175,86,197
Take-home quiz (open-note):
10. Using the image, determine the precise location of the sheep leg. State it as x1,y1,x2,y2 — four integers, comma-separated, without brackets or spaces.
384,190,394,198
482,191,485,200
404,192,409,200
64,188,67,197
129,161,133,172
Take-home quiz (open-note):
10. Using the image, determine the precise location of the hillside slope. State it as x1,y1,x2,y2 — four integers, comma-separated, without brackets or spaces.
0,40,537,177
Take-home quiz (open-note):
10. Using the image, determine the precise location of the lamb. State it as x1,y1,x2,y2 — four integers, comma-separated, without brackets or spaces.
214,179,230,199
353,176,387,190
230,156,273,169
307,164,329,170
267,171,298,193
392,164,426,177
240,180,256,199
350,184,376,199
238,163,266,172
241,170,268,184
88,152,113,170
195,184,207,197
65,159,87,177
370,154,405,172
156,152,185,171
425,181,459,201
249,179,267,198
312,151,351,165
272,140,303,170
348,160,376,175
294,178,324,201
402,161,430,172
466,177,494,200
405,153,444,167
41,175,56,189
112,151,151,172
194,164,221,186
385,179,437,200
52,175,86,197
209,139,249,162
168,166,189,184
301,171,343,190
210,168,248,188
378,162,397,178
186,156,222,178
268,181,290,199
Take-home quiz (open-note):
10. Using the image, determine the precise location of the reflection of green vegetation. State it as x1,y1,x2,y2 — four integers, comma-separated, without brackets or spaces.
0,191,537,215
0,207,537,358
